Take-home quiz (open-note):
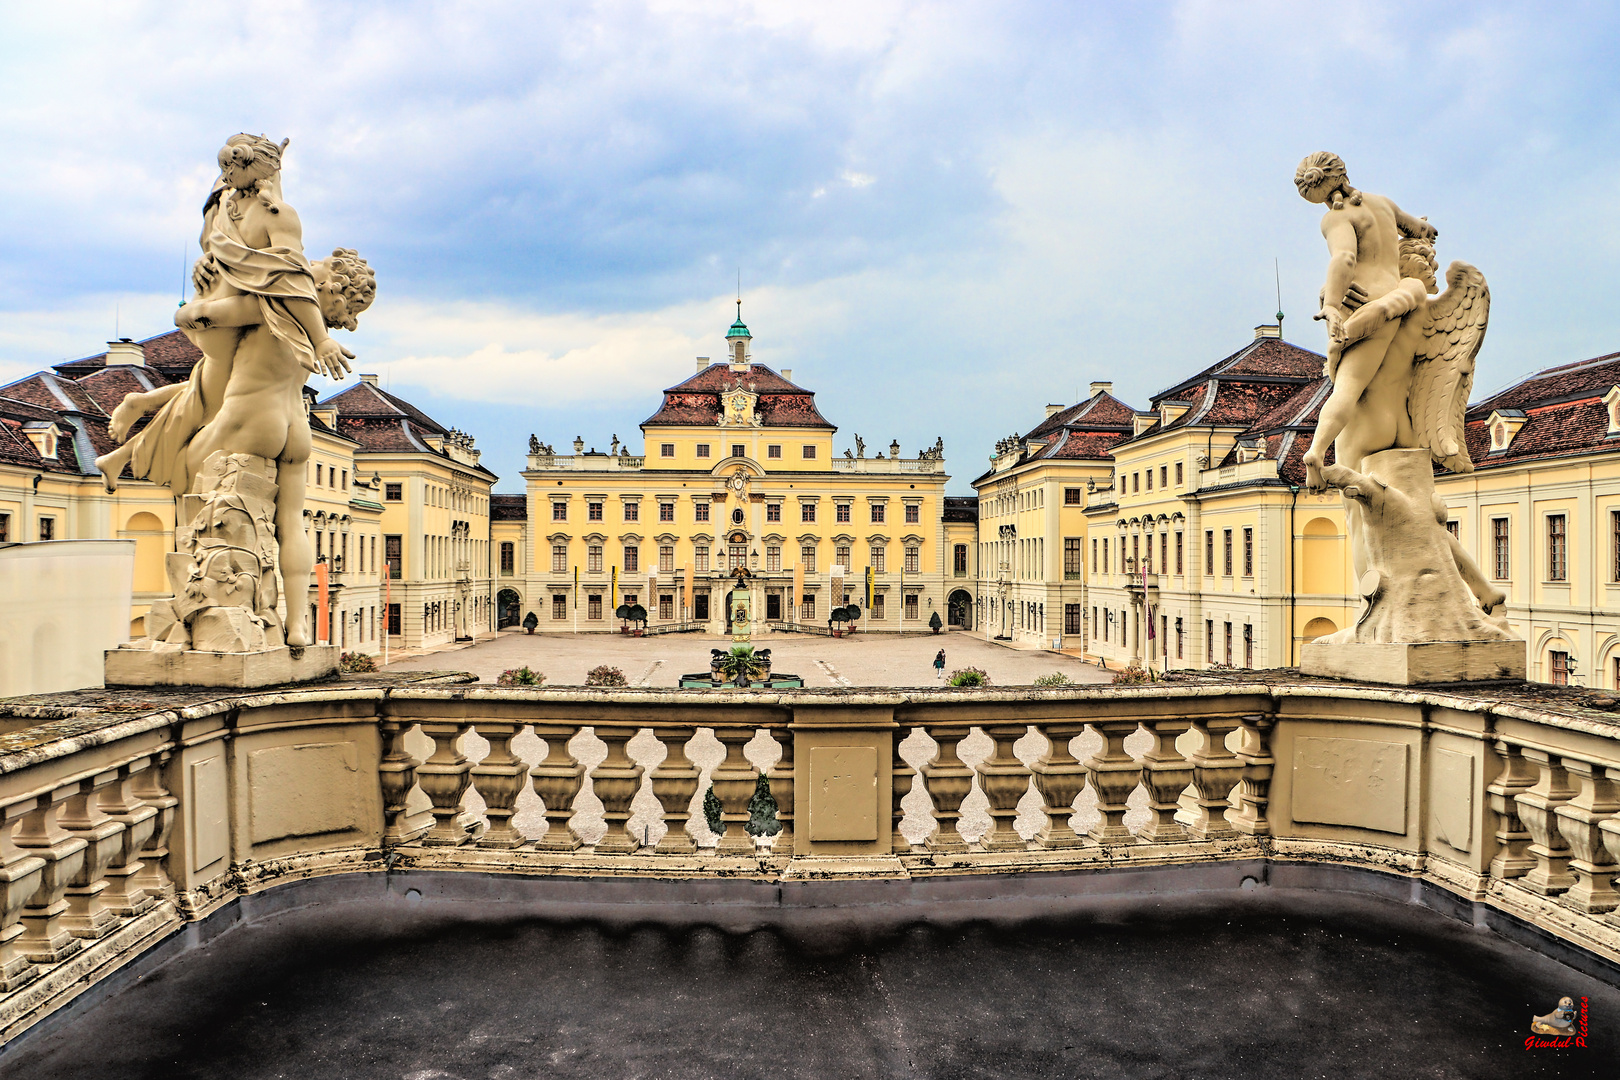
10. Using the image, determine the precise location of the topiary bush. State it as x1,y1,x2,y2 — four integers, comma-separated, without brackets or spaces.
585,664,628,687
947,666,991,688
1111,664,1153,685
496,665,545,687
339,651,378,673
1033,671,1073,687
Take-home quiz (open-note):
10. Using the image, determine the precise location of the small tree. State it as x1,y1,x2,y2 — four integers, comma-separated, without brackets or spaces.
928,610,943,634
585,664,628,687
522,611,538,634
614,603,631,632
339,651,378,673
627,603,648,631
745,773,780,837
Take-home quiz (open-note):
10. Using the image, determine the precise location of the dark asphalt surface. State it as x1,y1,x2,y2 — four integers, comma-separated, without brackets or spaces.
3,888,1614,1079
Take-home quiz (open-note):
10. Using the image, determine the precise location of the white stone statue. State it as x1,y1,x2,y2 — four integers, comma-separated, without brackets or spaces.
1293,154,1518,672
100,134,373,662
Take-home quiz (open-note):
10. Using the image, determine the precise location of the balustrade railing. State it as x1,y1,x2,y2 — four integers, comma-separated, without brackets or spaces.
6,680,1620,1041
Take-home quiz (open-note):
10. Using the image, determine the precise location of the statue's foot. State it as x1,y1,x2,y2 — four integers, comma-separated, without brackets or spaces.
93,452,120,493
286,624,313,648
108,399,143,443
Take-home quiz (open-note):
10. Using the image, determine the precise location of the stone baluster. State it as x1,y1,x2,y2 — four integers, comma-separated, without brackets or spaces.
977,724,1032,851
891,728,913,853
1185,717,1244,839
1553,759,1620,914
1514,749,1577,896
531,724,586,851
379,718,430,845
920,724,974,852
0,803,46,991
592,726,646,854
96,759,159,916
130,752,177,900
1600,766,1620,926
769,731,796,857
471,721,527,849
57,771,126,940
416,721,475,846
710,726,758,856
1030,722,1088,849
1487,740,1537,880
1084,721,1141,844
1228,715,1275,836
12,786,87,963
1137,718,1193,843
651,726,700,854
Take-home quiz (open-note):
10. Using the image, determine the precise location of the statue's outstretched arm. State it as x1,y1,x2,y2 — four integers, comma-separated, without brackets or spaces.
1391,203,1437,241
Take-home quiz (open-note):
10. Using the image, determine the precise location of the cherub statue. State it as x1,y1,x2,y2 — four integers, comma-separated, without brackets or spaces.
844,449,854,459
529,434,541,454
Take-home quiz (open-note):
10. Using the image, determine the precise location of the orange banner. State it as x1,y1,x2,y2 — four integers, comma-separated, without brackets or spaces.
316,561,330,644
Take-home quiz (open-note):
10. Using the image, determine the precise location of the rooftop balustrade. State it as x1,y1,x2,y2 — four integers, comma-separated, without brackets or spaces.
2,674,1620,1044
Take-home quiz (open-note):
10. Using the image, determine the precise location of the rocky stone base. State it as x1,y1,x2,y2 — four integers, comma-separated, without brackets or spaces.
1300,639,1526,685
104,644,339,688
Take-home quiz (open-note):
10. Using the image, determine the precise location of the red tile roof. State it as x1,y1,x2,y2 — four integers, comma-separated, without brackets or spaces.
53,330,201,382
491,494,528,521
642,364,835,429
1461,351,1620,470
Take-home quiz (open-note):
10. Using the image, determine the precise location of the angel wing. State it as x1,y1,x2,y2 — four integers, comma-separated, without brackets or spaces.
1408,260,1488,474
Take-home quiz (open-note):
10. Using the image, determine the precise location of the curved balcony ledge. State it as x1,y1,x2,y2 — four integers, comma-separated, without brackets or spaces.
3,670,1620,1049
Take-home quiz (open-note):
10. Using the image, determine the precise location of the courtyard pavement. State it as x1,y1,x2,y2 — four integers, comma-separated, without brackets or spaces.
384,628,1114,688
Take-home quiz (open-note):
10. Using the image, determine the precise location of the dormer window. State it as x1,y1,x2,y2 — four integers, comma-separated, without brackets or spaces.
1487,409,1528,452
23,422,58,460
1604,386,1620,436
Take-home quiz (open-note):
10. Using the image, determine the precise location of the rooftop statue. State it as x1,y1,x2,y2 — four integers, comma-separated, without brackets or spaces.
100,134,373,669
1294,153,1518,673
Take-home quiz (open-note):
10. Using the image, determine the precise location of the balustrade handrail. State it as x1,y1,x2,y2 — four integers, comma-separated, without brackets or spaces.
5,676,1620,1041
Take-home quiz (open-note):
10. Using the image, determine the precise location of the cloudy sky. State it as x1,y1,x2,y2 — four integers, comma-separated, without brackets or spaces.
3,2,1616,492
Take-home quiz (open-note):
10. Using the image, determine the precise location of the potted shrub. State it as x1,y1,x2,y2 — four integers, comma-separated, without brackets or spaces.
522,611,538,634
615,603,631,634
843,604,861,635
496,666,545,687
627,602,648,636
928,610,943,635
585,664,628,687
828,605,847,638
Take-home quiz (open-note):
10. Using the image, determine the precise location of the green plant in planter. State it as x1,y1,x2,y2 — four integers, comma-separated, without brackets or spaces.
1111,664,1153,685
585,664,628,687
339,651,378,673
716,646,768,685
627,603,648,630
1033,671,1073,687
947,666,991,688
929,611,943,634
496,666,545,687
745,773,780,837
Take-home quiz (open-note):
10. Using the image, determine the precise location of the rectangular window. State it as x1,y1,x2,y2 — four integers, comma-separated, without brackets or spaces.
315,463,323,486
802,503,816,523
732,444,746,459
696,444,711,458
801,594,815,621
385,535,402,580
1225,622,1233,666
38,516,54,541
695,545,709,572
904,545,919,573
588,502,603,521
1092,538,1098,574
588,594,602,620
660,443,675,457
500,542,515,575
1445,520,1459,539
836,503,851,523
905,504,920,524
1175,462,1183,485
1132,535,1139,571
1551,650,1570,686
660,594,674,620
1244,624,1254,668
552,500,566,521
767,545,781,572
1145,469,1153,492
836,545,851,572
553,595,567,620
1223,530,1234,576
341,469,348,490
623,502,638,522
871,503,885,523
1065,488,1082,505
801,545,816,573
905,593,919,620
588,545,603,573
1133,473,1140,493
388,603,401,635
767,445,782,459
1102,538,1109,574
1160,465,1168,488
872,594,886,620
1613,511,1620,582
1176,533,1184,575
766,503,781,523
552,544,567,573
872,546,886,573
694,502,709,522
1065,604,1083,634
954,544,968,574
1206,619,1214,664
1243,527,1254,576
624,546,639,573
660,502,674,522
695,592,710,621
1205,531,1214,575
729,544,746,570
1548,514,1567,581
1161,533,1168,575
659,545,674,573
802,445,816,459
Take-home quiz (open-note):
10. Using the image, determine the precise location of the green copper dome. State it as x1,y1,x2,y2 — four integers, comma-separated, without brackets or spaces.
726,318,751,339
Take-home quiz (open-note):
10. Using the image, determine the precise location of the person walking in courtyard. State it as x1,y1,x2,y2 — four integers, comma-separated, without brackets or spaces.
934,649,946,681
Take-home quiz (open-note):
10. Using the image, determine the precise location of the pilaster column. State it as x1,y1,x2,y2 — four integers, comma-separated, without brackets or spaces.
1229,715,1274,836
1137,718,1193,843
1084,721,1140,844
651,726,700,854
13,788,87,963
977,724,1031,851
471,722,527,849
710,726,757,855
1487,740,1537,880
768,731,795,857
1515,749,1577,896
1030,723,1088,849
416,721,475,846
0,804,46,991
592,726,645,854
96,759,158,916
1554,759,1620,913
1185,718,1243,839
920,724,974,852
58,772,125,940
530,724,585,851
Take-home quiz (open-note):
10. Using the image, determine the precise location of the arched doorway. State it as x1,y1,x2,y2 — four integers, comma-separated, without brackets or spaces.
948,589,972,630
497,589,522,629
1302,517,1344,595
1302,617,1337,643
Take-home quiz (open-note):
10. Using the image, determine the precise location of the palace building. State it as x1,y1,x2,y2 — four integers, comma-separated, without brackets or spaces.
498,312,953,634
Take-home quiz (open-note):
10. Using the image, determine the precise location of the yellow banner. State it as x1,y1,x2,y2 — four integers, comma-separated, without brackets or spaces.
682,566,692,621
611,565,618,610
791,560,802,622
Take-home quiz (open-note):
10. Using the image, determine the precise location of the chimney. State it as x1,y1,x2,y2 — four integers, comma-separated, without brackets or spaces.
1254,324,1281,339
781,368,793,383
105,339,144,367
1089,381,1112,397
1044,403,1064,418
696,357,710,372
359,373,379,385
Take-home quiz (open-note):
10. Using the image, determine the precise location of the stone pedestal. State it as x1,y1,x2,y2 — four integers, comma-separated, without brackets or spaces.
105,644,339,689
1301,639,1525,686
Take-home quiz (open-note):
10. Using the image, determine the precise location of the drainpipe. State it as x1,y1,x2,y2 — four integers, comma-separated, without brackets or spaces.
1288,483,1300,667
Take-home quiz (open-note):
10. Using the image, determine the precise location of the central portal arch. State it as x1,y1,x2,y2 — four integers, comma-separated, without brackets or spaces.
948,589,973,630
